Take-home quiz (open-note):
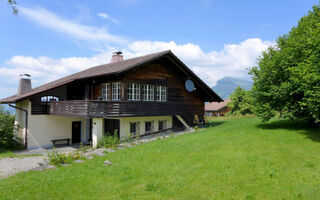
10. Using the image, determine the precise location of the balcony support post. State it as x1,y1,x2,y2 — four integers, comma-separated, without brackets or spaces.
92,118,104,148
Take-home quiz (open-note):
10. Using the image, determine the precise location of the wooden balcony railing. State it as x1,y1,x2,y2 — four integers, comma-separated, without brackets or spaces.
47,100,185,118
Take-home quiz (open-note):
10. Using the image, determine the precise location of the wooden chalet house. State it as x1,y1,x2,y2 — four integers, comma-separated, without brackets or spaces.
0,50,222,149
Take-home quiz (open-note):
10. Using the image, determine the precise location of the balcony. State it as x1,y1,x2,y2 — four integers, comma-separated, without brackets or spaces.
43,100,184,118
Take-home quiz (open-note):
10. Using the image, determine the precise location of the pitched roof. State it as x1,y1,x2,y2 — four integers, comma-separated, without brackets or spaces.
1,50,222,103
205,99,231,111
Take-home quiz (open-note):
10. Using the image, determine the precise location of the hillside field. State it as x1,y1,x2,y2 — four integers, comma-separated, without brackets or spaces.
1,117,320,200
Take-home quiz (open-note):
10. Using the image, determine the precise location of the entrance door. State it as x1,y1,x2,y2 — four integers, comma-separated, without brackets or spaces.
72,121,81,143
105,119,120,137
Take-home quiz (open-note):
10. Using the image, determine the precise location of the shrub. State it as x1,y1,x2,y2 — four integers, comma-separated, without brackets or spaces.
47,150,79,166
121,133,134,143
79,143,90,153
97,135,119,149
0,105,23,150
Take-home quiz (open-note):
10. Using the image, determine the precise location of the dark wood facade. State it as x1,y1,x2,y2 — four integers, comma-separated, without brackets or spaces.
30,56,214,127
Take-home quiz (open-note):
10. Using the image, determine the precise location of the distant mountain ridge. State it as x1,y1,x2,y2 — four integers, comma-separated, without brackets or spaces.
212,76,253,100
2,104,14,114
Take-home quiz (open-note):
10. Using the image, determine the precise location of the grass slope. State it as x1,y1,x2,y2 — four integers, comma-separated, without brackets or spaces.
0,147,41,159
1,117,320,199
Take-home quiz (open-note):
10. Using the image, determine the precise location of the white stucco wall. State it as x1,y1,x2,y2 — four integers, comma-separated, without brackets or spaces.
116,116,172,138
14,100,173,149
15,100,86,149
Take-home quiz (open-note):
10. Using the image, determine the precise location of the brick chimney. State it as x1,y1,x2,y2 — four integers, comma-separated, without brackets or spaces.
18,74,32,95
111,51,123,63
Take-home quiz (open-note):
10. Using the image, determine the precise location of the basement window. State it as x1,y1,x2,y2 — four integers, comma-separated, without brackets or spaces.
130,122,140,136
158,120,167,131
145,121,154,133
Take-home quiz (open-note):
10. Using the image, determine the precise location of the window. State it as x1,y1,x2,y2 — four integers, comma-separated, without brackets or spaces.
156,85,166,101
128,82,140,101
145,121,154,133
142,84,154,101
112,82,121,100
101,83,110,100
158,120,167,131
130,122,140,136
41,96,59,102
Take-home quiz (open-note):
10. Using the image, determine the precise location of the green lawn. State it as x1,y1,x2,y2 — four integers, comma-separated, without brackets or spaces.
1,117,320,199
0,147,41,159
0,147,17,159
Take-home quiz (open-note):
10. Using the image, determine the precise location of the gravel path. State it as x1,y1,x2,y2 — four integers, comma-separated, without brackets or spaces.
0,147,79,179
0,156,46,179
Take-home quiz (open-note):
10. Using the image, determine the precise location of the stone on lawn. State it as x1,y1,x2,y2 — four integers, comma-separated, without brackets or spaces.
104,160,112,166
95,152,105,156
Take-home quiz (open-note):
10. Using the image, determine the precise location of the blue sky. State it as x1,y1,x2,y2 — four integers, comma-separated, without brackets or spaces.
0,0,319,99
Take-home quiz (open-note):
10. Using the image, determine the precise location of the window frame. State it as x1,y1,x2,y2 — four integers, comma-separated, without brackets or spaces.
101,83,110,101
142,84,154,101
158,120,167,131
112,82,121,101
145,121,154,133
156,85,167,102
41,96,59,102
127,82,140,101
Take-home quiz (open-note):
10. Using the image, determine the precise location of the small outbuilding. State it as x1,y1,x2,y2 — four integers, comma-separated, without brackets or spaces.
205,99,231,117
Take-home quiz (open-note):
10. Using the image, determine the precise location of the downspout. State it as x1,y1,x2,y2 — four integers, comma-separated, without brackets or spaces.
9,103,28,149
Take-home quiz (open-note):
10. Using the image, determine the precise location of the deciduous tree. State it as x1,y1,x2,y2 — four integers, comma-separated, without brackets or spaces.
250,4,320,124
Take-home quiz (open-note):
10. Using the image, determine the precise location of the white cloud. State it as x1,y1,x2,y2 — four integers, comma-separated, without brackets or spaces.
126,38,274,86
97,13,119,24
19,7,126,44
0,38,273,93
0,6,275,98
1,53,113,87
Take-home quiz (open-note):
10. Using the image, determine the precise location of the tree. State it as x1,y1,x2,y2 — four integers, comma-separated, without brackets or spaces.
0,105,21,149
228,87,253,116
249,4,320,124
1,0,18,15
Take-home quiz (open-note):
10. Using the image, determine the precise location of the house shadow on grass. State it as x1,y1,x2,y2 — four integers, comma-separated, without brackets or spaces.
205,121,225,128
257,119,320,142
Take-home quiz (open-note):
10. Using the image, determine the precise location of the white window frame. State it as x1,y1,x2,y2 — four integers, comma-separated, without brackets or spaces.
156,85,167,102
130,122,140,136
41,96,59,102
112,82,121,101
128,82,140,101
145,121,154,133
158,120,167,131
101,83,110,100
142,84,154,101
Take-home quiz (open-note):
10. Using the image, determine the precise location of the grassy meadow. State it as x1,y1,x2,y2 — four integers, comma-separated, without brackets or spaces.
1,117,320,199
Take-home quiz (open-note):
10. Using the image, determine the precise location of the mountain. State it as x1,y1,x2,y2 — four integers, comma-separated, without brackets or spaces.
212,76,253,100
1,104,15,114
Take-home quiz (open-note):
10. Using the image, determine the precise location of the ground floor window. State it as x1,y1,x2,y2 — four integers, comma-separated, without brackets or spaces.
145,121,154,133
158,120,167,131
130,122,140,136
